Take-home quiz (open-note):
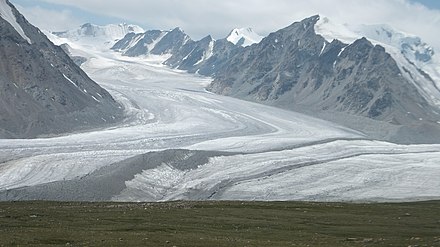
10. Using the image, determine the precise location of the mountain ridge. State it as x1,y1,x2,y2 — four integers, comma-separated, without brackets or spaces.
0,0,124,138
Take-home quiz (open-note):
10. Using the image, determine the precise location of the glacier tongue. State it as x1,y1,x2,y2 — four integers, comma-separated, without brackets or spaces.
0,0,31,43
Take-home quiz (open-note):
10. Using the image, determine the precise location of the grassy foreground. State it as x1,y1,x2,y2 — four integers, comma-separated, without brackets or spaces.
0,201,439,246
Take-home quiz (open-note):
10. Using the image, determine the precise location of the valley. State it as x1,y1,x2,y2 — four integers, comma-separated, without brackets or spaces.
1,40,439,202
0,0,439,202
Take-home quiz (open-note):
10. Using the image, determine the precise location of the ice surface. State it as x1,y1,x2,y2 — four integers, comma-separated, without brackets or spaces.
115,140,440,202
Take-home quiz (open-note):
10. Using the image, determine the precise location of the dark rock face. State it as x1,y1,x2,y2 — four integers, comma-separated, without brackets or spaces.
0,0,123,138
112,28,244,75
165,35,214,72
111,32,137,51
150,28,190,55
195,39,244,76
112,30,166,57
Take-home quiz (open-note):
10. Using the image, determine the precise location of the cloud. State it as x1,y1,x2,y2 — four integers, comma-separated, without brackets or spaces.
15,4,84,32
15,0,440,50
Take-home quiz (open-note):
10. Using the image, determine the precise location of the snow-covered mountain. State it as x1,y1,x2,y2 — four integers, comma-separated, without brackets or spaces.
316,17,435,65
315,17,440,108
111,27,224,70
205,16,440,143
350,24,440,101
53,23,144,48
351,24,434,64
226,27,263,47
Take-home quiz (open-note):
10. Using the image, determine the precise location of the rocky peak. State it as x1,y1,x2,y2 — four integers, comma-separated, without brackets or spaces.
150,27,191,55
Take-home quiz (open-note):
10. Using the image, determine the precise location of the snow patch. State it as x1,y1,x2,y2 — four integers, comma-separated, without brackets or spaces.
337,46,348,57
319,42,327,56
195,40,215,65
62,73,77,87
92,95,100,102
227,27,263,47
315,17,358,44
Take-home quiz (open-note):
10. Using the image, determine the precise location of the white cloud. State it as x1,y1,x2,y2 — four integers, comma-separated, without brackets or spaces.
15,0,440,50
15,4,84,32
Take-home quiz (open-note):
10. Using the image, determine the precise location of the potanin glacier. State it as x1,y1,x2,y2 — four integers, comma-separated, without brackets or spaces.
0,9,440,202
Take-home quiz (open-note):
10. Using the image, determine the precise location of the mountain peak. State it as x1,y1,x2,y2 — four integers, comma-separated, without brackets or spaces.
304,14,320,24
226,27,263,47
171,27,185,33
80,23,93,28
201,35,214,42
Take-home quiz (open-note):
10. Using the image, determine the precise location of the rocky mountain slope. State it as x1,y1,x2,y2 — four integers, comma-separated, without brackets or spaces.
0,0,123,138
205,16,440,143
208,17,436,116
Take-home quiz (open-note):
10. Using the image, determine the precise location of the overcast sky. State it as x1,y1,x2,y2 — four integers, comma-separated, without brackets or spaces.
10,0,440,50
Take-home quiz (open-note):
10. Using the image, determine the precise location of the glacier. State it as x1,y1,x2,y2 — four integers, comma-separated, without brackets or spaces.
0,21,439,202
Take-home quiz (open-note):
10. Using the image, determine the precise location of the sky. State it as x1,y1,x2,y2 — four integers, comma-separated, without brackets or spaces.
9,0,440,50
